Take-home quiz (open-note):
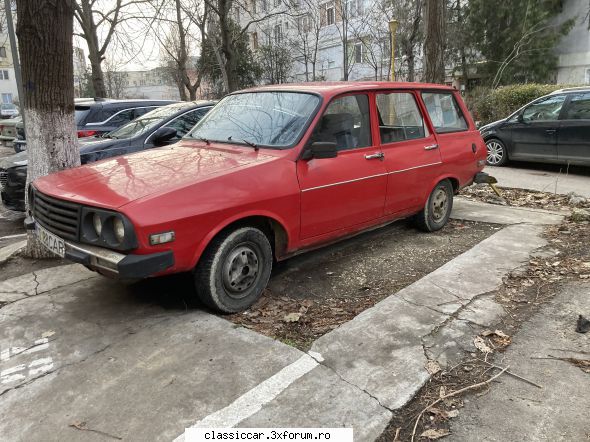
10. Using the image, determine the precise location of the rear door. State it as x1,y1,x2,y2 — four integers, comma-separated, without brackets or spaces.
297,93,387,239
510,94,566,161
557,92,590,165
377,90,442,214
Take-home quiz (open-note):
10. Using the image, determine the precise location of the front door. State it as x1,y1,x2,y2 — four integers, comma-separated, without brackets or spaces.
297,93,387,239
510,94,566,162
558,92,590,165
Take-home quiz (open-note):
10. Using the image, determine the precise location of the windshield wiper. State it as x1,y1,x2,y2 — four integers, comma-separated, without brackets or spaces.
229,136,258,151
196,136,210,145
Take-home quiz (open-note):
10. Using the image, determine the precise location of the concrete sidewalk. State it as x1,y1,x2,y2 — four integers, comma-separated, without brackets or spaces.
449,282,590,442
0,200,565,441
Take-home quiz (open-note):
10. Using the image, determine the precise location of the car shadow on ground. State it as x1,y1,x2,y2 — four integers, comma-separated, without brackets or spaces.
501,160,590,176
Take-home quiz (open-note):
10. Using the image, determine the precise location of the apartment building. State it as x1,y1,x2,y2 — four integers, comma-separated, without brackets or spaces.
237,0,393,82
0,28,18,104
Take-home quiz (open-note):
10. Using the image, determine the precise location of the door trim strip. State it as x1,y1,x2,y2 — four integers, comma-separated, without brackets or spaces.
301,162,443,192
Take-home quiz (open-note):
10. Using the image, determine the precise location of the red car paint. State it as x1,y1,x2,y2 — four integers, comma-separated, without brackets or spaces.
33,82,486,275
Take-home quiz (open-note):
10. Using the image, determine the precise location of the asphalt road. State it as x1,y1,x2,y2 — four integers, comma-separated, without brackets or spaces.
487,161,590,197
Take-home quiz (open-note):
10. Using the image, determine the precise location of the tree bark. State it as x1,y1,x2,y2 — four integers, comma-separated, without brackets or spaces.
16,0,80,258
423,0,446,84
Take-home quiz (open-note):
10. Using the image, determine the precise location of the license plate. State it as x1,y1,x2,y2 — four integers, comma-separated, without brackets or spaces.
36,224,65,258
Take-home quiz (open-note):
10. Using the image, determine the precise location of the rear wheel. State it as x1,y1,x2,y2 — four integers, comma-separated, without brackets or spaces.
415,179,453,232
486,138,508,166
194,226,273,313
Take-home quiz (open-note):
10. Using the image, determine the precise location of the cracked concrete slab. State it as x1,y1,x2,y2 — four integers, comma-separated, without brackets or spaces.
452,197,565,225
0,272,304,441
308,223,548,413
448,282,590,441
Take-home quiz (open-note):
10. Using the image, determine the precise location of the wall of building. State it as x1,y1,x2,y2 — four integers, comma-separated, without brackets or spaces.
556,0,590,84
0,33,19,103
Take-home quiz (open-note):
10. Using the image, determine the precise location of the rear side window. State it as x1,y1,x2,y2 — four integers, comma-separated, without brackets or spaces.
310,94,371,151
107,109,136,127
422,92,468,133
564,93,590,120
376,92,429,143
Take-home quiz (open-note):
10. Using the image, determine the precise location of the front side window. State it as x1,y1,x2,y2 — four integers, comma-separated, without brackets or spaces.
310,94,371,151
376,92,429,143
422,92,468,133
521,95,566,122
563,93,590,120
188,92,320,148
108,104,196,139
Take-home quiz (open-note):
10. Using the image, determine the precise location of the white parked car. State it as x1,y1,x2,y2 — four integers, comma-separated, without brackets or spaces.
0,103,18,119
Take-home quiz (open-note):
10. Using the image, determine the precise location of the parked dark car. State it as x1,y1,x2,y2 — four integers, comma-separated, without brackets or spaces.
480,87,590,167
1,100,214,211
12,97,178,153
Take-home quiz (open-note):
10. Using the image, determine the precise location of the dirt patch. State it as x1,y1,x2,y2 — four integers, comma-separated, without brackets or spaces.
377,213,590,441
0,207,25,238
462,184,589,212
228,219,501,350
0,254,70,282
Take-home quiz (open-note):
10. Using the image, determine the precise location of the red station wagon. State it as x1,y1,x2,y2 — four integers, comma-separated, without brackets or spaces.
26,82,489,313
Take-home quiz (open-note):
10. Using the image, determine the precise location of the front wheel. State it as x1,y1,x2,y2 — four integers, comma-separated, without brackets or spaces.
194,226,273,313
414,179,454,232
486,138,508,166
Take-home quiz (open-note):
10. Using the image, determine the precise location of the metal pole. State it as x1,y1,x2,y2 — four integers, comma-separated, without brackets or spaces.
4,0,25,129
389,20,398,81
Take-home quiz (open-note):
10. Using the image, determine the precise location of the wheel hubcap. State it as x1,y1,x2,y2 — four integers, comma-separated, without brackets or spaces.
223,245,260,297
431,188,449,223
486,141,504,165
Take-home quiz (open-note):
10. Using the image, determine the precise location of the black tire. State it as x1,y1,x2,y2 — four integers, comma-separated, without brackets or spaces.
415,179,454,232
194,226,273,313
485,138,508,166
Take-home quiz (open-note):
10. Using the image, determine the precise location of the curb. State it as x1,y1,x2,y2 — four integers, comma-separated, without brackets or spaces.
0,239,27,265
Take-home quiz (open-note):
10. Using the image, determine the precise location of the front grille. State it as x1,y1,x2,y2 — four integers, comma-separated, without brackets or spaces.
0,169,7,191
32,188,81,241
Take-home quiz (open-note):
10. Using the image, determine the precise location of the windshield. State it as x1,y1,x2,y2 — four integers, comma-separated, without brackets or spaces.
187,92,320,148
107,104,192,139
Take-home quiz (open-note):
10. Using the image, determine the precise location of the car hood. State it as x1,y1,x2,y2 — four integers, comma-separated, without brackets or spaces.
479,118,508,133
33,142,281,209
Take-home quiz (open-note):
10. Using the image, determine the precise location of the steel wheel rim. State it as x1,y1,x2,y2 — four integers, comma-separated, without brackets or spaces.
222,243,261,298
431,188,449,223
486,140,504,165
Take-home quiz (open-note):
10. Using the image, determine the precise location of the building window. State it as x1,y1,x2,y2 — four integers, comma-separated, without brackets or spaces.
354,42,364,63
326,5,335,25
2,93,12,104
297,14,310,32
0,47,6,58
234,7,240,20
274,0,281,6
274,24,282,44
0,70,8,80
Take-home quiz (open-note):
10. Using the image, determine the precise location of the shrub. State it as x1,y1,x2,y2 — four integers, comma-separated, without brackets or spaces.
468,84,580,125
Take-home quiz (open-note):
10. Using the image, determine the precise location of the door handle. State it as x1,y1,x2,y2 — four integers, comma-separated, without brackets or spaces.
365,152,384,160
545,129,556,135
424,144,439,150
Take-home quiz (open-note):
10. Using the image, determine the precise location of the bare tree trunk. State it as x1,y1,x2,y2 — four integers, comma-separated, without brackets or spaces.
16,0,80,258
423,0,446,84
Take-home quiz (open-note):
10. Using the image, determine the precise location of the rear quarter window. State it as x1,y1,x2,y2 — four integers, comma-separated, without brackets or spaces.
422,92,468,133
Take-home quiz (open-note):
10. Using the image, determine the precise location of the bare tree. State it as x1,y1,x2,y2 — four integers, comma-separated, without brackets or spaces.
74,0,150,98
15,0,80,257
423,0,445,83
287,0,325,81
103,57,128,98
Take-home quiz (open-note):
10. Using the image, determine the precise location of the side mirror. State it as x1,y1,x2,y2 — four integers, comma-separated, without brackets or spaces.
152,127,177,145
302,142,338,160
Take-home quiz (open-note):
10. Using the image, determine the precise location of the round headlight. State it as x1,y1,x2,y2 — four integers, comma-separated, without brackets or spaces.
93,213,102,236
113,218,125,243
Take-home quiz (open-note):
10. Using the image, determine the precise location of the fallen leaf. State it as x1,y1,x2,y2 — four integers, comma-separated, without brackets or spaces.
425,360,441,375
283,312,302,323
439,386,447,398
474,336,493,353
420,428,450,440
42,330,55,338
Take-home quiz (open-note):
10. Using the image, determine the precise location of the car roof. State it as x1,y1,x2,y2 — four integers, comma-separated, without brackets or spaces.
75,98,179,108
160,100,217,110
550,87,590,95
240,81,456,96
